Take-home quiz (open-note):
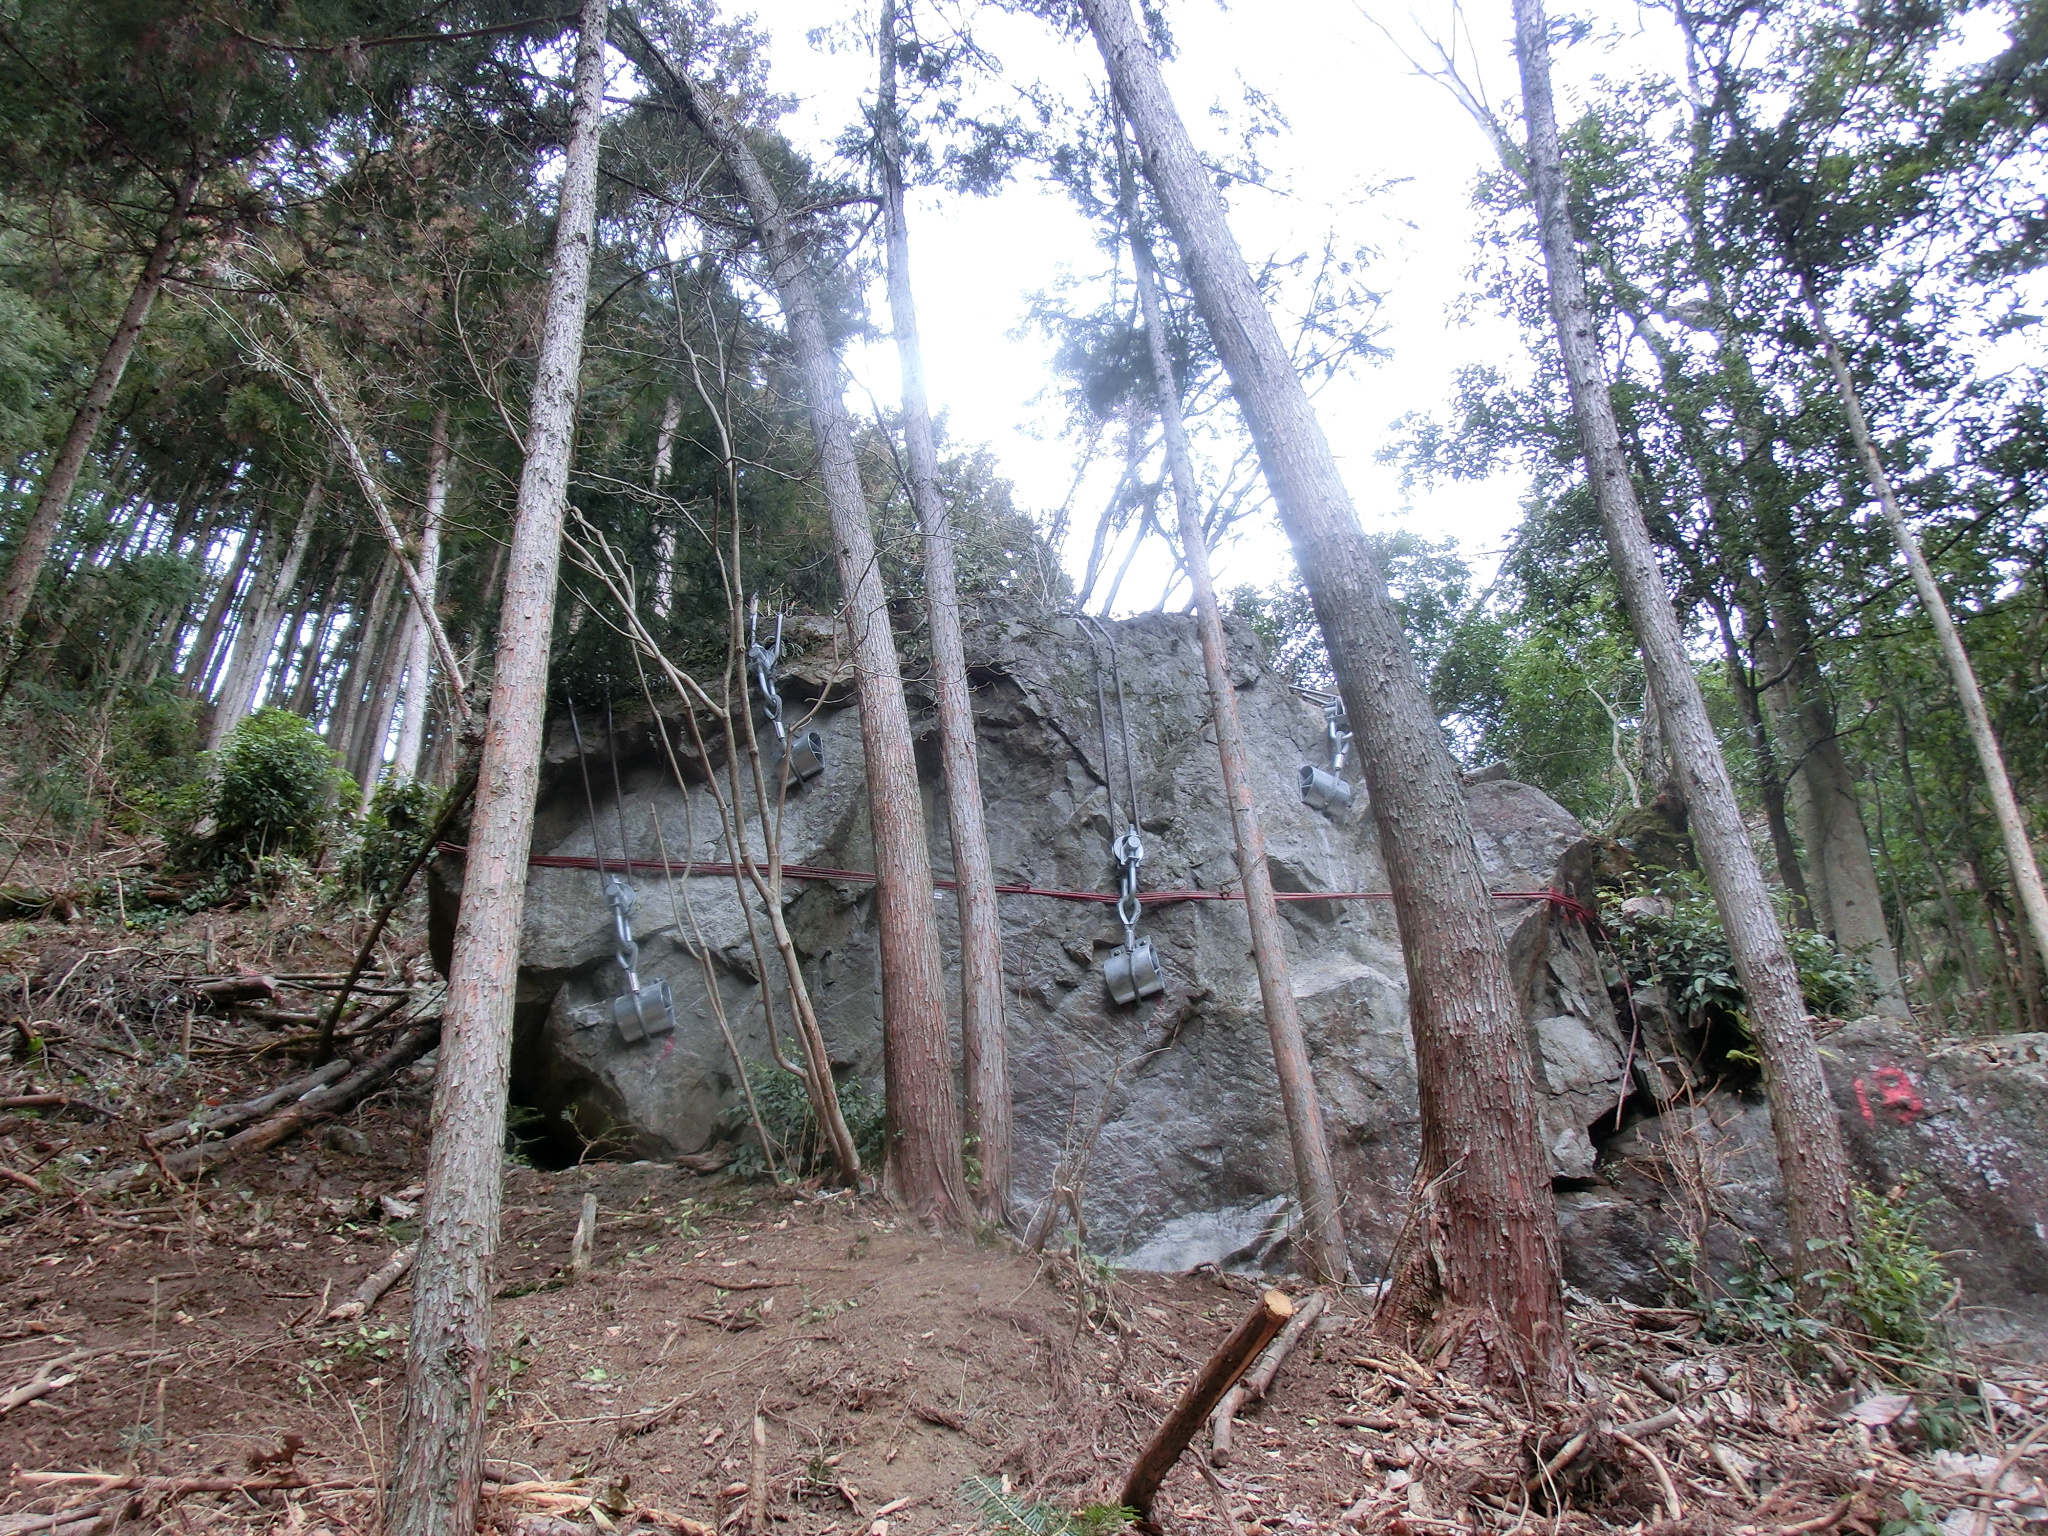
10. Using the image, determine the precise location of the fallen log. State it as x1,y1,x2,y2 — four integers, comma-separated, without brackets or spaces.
0,1502,124,1535
160,1023,437,1180
105,1024,437,1190
188,975,278,1008
1209,1290,1326,1465
1121,1289,1293,1526
234,1007,322,1031
328,1244,415,1322
143,1058,352,1147
9,1471,308,1495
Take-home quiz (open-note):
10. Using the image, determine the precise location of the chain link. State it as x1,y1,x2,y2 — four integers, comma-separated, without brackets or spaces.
749,611,788,743
1112,826,1145,941
604,873,640,989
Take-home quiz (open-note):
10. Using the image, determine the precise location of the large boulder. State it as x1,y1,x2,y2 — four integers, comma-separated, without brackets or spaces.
435,607,1626,1276
1595,1022,2048,1354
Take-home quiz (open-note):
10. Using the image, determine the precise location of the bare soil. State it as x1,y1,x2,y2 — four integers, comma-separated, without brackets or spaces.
3,901,2045,1536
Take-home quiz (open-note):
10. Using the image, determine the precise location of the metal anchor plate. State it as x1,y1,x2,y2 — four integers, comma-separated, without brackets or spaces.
613,976,677,1044
1105,937,1165,1006
1300,763,1353,811
782,727,824,783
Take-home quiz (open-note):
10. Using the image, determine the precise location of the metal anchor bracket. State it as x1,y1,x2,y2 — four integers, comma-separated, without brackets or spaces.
604,873,675,1044
1104,824,1165,1006
1301,698,1354,813
748,608,824,786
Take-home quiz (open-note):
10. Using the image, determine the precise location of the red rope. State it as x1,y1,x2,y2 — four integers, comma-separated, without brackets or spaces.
437,843,1600,926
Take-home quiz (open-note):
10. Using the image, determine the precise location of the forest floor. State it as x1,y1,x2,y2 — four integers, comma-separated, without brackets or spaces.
2,890,2046,1536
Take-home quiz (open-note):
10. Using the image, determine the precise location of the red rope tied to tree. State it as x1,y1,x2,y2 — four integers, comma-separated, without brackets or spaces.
435,843,1602,927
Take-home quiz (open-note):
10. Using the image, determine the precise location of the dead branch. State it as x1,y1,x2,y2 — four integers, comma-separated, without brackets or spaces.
1121,1289,1294,1524
110,1022,439,1187
1209,1290,1327,1465
142,1058,351,1147
327,1244,416,1322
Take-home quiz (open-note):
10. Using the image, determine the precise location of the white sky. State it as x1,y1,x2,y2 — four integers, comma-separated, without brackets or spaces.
750,0,1699,609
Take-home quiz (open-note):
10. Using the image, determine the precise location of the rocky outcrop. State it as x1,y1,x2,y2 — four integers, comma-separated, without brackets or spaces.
433,606,2048,1355
437,607,1628,1277
1580,1024,2048,1354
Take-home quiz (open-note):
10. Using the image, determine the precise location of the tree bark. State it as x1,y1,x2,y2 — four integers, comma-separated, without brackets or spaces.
1123,162,1347,1283
180,514,262,694
1802,279,2048,972
1895,708,1988,1008
1749,517,1906,1013
0,164,202,650
326,549,397,763
207,485,321,751
294,345,468,710
348,587,411,796
666,50,971,1228
1513,0,1855,1275
393,407,452,783
384,2,607,1530
1709,595,1813,926
878,0,1012,1224
1080,0,1565,1386
652,393,681,618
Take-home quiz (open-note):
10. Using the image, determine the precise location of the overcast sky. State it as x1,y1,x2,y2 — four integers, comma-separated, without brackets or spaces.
749,0,1690,609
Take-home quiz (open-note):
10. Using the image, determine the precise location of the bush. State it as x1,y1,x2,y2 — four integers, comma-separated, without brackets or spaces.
733,1061,885,1178
336,777,440,908
211,708,352,862
1602,872,1870,1037
1672,1180,1960,1386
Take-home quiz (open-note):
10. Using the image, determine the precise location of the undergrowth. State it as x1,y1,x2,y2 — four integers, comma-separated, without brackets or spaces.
1673,1180,1963,1393
336,777,440,909
1602,872,1871,1040
963,1476,1133,1536
731,1061,886,1179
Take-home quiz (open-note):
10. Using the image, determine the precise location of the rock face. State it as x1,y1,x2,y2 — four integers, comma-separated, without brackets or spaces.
434,605,2048,1352
439,607,1626,1276
1584,1025,2048,1353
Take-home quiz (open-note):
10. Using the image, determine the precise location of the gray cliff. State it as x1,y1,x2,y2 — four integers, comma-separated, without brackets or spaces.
430,606,2048,1352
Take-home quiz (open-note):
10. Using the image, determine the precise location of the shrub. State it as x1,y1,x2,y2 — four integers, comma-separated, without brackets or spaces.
1602,871,1870,1037
337,777,440,908
732,1061,885,1178
1672,1179,1959,1386
210,708,351,863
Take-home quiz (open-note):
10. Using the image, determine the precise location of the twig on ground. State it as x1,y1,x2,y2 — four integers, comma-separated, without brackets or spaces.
1210,1291,1327,1465
1612,1429,1685,1523
328,1245,416,1322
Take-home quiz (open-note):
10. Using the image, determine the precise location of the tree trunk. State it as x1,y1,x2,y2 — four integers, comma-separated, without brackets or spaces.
209,486,321,750
181,517,261,694
384,2,607,1530
286,556,350,718
284,326,467,707
325,549,390,760
878,0,1012,1224
1749,524,1907,1013
1513,0,1855,1277
1125,176,1349,1283
667,51,971,1229
1895,708,1989,1009
349,589,410,796
393,407,451,783
1080,0,1565,1386
1802,278,2048,972
652,393,681,619
0,164,202,650
1709,594,1812,926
